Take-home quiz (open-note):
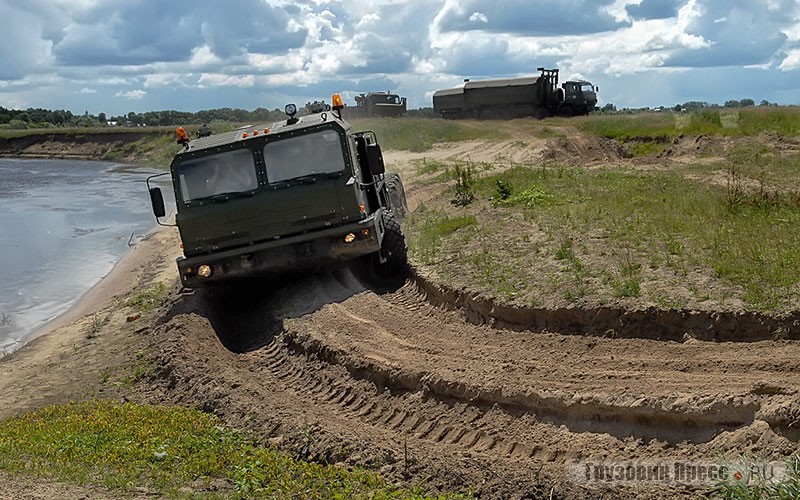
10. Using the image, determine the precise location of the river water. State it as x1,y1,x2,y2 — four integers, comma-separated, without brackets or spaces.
0,158,170,353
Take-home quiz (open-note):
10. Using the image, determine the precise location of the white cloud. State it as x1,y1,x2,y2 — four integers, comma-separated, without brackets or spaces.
189,46,221,67
97,77,128,85
1,0,800,114
780,49,800,70
144,73,188,88
115,89,147,100
605,0,637,23
197,73,255,88
468,12,488,24
356,13,380,29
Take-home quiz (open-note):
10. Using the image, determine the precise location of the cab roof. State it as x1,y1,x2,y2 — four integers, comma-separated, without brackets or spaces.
178,111,350,154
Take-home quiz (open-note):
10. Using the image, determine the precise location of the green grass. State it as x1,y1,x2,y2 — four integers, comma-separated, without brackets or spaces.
126,282,170,312
710,455,800,499
408,158,800,311
577,107,800,143
349,117,506,152
0,400,473,499
626,139,670,157
484,165,800,309
405,207,477,264
0,126,168,139
576,112,679,141
739,106,800,136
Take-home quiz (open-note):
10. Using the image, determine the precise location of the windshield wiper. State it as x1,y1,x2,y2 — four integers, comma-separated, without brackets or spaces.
288,172,341,184
196,190,257,203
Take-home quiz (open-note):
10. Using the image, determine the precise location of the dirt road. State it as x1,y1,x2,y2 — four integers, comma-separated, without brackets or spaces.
3,127,800,499
138,265,800,499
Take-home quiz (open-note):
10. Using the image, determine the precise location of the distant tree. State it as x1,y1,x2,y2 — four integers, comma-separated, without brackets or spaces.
724,100,741,108
25,108,49,123
98,112,107,123
127,112,143,126
759,100,773,107
740,99,755,107
0,107,11,124
406,107,437,118
682,101,709,111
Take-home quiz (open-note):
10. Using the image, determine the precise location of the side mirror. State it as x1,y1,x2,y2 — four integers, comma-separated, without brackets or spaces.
150,187,166,218
366,144,385,175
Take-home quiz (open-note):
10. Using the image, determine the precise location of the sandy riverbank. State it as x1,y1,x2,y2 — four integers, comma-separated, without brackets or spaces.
0,224,181,419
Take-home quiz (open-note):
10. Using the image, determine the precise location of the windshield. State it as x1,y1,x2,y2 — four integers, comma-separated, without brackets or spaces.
581,83,595,93
263,129,345,184
374,94,401,104
178,148,258,202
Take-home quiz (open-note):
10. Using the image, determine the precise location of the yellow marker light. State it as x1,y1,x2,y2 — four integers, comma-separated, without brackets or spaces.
332,93,344,110
344,233,356,243
264,128,270,133
242,132,249,138
361,229,370,236
253,130,259,135
197,265,212,278
358,203,366,213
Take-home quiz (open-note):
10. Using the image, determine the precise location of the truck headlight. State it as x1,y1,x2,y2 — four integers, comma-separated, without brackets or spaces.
197,264,212,278
344,233,356,243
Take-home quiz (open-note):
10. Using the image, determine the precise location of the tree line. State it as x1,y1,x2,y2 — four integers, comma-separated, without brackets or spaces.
597,98,780,114
0,106,289,129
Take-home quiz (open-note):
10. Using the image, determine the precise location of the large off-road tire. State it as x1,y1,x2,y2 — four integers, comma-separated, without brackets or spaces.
371,213,408,280
385,173,409,220
533,107,552,120
558,104,575,117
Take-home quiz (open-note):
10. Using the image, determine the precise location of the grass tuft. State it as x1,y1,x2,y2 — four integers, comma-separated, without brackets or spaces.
406,206,477,264
126,282,169,312
710,455,800,499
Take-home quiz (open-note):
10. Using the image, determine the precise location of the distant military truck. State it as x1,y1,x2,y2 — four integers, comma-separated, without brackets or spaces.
348,92,407,118
301,100,330,116
433,68,598,119
147,95,408,288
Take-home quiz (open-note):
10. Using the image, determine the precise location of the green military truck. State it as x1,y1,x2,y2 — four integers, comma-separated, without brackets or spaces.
433,67,598,119
347,91,407,118
147,96,408,288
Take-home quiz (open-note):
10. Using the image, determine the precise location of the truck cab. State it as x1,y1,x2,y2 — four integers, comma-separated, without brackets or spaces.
148,96,408,288
560,80,598,116
351,92,407,118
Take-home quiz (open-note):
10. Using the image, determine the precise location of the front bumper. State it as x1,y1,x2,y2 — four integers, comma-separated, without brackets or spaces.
177,212,384,288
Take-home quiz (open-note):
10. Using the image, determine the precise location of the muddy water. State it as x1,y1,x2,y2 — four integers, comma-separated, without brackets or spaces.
0,158,172,353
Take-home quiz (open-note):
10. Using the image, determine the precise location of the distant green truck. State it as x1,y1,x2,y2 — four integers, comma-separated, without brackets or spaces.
433,68,598,119
347,91,407,118
148,96,408,288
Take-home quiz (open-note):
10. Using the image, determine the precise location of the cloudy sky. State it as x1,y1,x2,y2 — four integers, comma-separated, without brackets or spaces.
1,0,799,116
